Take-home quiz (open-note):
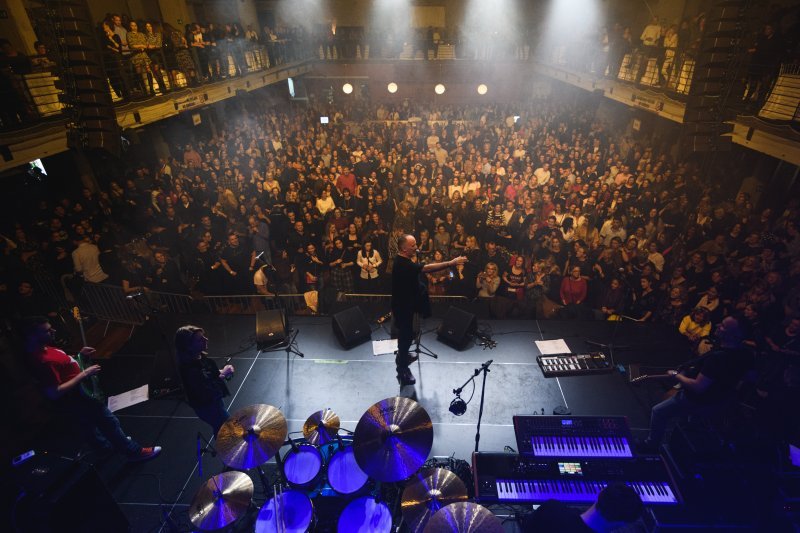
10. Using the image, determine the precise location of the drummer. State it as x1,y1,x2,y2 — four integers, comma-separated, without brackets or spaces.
175,325,235,435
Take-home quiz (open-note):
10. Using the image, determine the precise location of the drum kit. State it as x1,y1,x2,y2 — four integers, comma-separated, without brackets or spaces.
188,397,501,532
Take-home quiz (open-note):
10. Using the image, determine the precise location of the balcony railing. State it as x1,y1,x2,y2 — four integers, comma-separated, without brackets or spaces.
0,39,314,132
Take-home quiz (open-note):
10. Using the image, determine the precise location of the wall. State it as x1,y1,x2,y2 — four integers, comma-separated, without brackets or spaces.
307,61,534,105
2,0,37,53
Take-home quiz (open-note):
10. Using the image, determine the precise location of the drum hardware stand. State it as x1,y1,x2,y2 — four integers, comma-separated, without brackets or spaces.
196,432,218,479
450,359,493,452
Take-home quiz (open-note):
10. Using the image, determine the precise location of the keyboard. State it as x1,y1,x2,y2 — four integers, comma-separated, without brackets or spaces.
537,352,612,377
473,452,680,505
514,416,634,459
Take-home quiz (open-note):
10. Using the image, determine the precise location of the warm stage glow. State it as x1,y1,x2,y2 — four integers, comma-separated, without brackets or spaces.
387,82,398,93
435,84,446,95
477,84,488,95
342,83,353,94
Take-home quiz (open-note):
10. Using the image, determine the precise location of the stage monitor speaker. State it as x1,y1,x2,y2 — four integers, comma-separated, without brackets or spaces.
256,309,288,348
437,306,477,350
332,306,371,349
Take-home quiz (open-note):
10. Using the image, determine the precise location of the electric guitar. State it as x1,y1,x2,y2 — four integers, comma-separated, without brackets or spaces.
72,307,103,401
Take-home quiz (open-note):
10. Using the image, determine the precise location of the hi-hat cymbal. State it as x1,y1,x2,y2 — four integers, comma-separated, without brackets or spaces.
353,397,433,482
423,502,503,533
302,408,340,445
216,404,288,469
401,468,469,532
189,471,254,531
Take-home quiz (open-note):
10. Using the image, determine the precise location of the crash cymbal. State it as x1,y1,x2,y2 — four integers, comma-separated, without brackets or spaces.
216,404,288,469
423,502,503,533
401,468,469,533
189,471,254,531
353,397,433,482
302,408,340,445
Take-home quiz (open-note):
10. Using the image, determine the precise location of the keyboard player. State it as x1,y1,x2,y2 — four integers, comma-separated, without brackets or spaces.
521,482,643,532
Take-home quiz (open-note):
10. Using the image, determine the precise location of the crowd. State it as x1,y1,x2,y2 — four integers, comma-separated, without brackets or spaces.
556,9,798,107
2,87,800,385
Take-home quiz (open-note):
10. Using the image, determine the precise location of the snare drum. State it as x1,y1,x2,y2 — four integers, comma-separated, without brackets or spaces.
337,496,392,533
255,490,314,533
281,440,324,490
325,436,369,495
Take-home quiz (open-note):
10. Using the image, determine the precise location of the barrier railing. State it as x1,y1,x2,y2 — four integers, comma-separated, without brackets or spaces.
202,293,308,315
78,283,148,326
341,293,470,306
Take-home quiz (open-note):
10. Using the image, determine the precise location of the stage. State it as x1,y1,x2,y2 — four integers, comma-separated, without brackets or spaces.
32,314,691,531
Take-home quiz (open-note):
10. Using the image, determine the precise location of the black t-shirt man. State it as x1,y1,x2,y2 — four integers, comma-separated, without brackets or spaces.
391,235,467,386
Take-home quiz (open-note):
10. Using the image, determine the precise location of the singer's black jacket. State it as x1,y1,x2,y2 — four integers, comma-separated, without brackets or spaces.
179,356,230,408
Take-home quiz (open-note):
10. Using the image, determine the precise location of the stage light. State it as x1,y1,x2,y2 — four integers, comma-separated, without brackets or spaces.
342,83,353,94
387,82,398,93
434,84,446,95
477,84,488,95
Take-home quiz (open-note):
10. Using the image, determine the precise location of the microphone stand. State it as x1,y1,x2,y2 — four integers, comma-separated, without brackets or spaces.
257,261,304,358
452,360,493,453
585,274,634,369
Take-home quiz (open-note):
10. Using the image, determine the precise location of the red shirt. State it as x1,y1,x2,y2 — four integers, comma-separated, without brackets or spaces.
37,346,81,389
336,172,357,195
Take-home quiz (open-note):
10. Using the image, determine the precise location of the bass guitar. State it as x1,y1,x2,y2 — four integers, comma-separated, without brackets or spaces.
72,306,103,401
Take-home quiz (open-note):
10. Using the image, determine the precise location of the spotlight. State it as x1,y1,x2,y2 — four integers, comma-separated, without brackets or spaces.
342,83,353,94
477,84,488,95
387,82,398,94
434,84,446,95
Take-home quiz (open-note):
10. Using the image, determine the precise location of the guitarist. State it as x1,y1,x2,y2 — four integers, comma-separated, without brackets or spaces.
22,317,162,461
642,316,753,449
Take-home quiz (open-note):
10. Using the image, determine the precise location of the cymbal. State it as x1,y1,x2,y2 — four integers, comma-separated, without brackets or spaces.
216,404,288,469
401,468,469,532
302,408,340,445
423,502,503,533
189,471,254,530
353,396,433,482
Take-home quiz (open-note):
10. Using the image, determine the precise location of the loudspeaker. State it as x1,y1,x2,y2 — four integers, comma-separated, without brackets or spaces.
256,309,288,348
332,306,371,349
437,306,477,350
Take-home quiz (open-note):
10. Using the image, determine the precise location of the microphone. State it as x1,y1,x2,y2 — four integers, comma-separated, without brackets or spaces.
126,290,144,300
224,357,233,381
449,396,467,416
255,251,265,261
196,432,203,479
482,359,494,370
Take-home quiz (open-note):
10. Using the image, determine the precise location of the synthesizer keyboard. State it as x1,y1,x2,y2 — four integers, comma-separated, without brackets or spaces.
514,416,634,459
473,452,680,505
537,352,612,377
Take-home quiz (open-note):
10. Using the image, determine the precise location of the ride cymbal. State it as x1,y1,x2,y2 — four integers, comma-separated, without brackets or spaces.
401,468,469,532
189,471,253,531
216,404,288,469
353,396,433,482
302,408,340,445
423,502,503,533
